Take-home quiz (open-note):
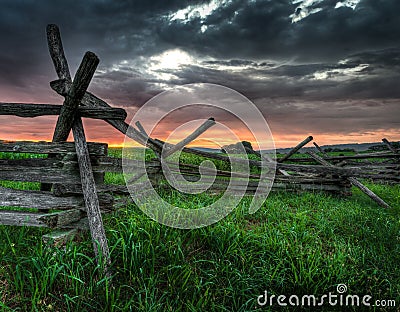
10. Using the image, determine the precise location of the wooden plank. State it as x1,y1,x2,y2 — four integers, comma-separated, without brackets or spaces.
0,157,106,175
163,118,216,157
278,163,359,176
244,146,288,176
150,179,349,194
307,151,390,209
278,136,313,163
133,120,160,159
150,170,347,187
382,138,399,154
173,164,261,179
45,32,97,205
0,140,107,155
42,229,79,246
354,174,400,181
279,153,400,163
348,178,391,208
0,103,127,120
0,158,60,167
135,120,149,137
0,186,113,211
0,211,47,227
72,117,111,275
53,183,130,196
38,209,83,228
47,24,71,81
53,51,99,142
97,156,160,173
313,142,329,157
0,167,81,184
271,182,351,194
0,186,83,209
0,165,104,185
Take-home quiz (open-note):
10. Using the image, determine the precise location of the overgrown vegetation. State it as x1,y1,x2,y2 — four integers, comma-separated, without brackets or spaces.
0,150,399,311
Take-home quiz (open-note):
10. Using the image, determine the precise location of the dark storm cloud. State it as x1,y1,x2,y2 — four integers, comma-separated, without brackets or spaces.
147,47,400,102
0,0,205,100
159,0,400,62
1,0,399,101
0,0,399,144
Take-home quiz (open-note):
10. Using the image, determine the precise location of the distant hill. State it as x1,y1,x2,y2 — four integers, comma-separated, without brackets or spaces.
190,141,399,154
191,147,221,153
273,141,399,154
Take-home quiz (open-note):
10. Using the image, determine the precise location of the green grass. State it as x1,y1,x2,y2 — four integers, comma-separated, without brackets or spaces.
0,151,399,311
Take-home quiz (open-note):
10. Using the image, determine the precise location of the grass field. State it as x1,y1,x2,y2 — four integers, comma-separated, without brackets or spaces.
0,150,399,311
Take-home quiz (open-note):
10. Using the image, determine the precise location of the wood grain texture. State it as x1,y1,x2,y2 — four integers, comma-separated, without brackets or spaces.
278,136,313,163
0,103,126,120
0,186,113,211
72,116,111,273
0,211,47,227
0,140,107,155
163,118,216,157
307,151,390,209
46,24,71,81
38,209,83,228
42,229,79,246
53,52,99,142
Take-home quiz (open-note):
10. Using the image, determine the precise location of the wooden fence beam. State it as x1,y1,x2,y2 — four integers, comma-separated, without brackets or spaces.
0,103,127,120
0,211,47,227
163,118,216,158
0,166,81,184
47,24,71,81
133,120,161,159
278,136,313,163
38,209,83,228
273,153,400,163
0,186,113,211
52,52,99,142
313,142,329,157
46,25,111,274
244,146,289,176
382,138,399,155
307,151,390,209
0,140,107,155
72,117,111,277
135,120,149,137
42,229,79,246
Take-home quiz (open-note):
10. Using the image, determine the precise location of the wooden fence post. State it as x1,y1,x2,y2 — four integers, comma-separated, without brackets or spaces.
313,142,328,157
52,51,99,142
73,117,112,277
307,151,390,209
278,136,313,163
46,26,112,276
163,118,216,158
382,138,399,155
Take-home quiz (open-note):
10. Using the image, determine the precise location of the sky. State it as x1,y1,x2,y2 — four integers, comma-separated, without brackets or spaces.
0,0,399,148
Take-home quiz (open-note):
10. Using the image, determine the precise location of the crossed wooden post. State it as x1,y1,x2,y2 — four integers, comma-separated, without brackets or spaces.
46,25,111,276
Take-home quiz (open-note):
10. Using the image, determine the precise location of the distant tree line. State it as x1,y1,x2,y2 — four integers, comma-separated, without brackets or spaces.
323,147,355,153
368,142,400,152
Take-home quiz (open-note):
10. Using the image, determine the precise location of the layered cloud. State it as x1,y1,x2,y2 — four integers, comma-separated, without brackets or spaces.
0,0,399,146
